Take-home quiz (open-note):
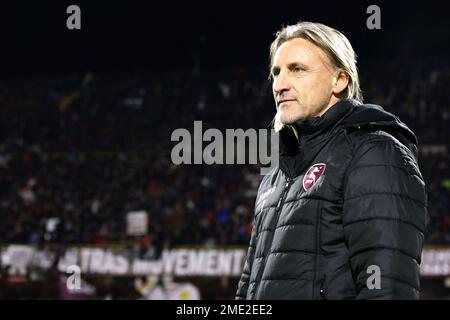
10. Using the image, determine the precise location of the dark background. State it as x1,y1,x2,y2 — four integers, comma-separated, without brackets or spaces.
0,0,449,300
0,0,448,74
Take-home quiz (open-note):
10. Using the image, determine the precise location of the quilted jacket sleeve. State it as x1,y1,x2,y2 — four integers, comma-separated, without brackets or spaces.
235,216,258,300
343,131,427,299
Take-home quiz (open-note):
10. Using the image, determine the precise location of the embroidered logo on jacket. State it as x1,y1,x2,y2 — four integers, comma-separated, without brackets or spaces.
303,163,326,191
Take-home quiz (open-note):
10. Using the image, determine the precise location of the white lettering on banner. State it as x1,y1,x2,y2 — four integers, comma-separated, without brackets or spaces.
1,245,35,276
100,250,127,274
175,249,189,276
2,246,247,276
186,250,205,275
217,250,233,276
162,250,177,274
131,260,147,275
114,254,130,274
205,250,217,275
89,249,104,273
103,250,117,273
162,249,246,276
232,250,246,275
80,248,91,272
31,250,56,269
421,249,450,276
132,259,162,275
80,249,129,275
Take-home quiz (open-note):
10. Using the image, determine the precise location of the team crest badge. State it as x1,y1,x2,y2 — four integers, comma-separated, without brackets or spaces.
303,163,326,191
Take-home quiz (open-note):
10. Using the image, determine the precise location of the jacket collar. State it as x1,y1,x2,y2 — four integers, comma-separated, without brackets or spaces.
293,99,360,138
278,99,358,157
276,99,358,178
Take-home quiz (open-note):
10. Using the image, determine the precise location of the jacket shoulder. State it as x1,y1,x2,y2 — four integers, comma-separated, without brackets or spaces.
345,127,406,149
344,128,422,179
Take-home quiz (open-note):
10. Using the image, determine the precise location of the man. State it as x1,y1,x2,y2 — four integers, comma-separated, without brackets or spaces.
236,22,427,299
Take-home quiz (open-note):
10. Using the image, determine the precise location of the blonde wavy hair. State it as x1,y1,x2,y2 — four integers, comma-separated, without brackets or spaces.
270,21,363,132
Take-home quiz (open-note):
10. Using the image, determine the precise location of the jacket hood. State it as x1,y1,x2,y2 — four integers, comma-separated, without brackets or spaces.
277,99,419,161
341,100,418,148
341,100,419,161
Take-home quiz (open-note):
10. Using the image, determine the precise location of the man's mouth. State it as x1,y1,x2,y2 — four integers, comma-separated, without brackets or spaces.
278,99,296,107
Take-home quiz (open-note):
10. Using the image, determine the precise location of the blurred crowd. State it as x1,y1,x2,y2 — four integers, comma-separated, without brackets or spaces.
0,56,449,255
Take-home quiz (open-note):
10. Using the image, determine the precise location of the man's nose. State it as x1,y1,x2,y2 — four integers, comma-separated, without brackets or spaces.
273,70,291,95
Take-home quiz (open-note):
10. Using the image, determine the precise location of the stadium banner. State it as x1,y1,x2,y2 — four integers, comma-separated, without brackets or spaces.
0,245,246,277
1,245,448,277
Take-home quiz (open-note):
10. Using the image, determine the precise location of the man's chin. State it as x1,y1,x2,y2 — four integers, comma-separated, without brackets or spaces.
280,114,306,125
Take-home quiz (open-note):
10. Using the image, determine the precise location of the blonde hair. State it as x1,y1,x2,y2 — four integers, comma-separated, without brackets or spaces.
270,22,363,132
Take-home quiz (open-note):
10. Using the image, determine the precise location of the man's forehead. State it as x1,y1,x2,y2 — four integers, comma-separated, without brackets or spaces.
272,38,330,67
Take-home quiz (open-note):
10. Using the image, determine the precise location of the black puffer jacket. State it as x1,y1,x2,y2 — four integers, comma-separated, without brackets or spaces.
236,99,427,300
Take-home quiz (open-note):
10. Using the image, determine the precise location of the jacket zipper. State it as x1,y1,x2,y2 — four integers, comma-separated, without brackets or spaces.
313,200,324,299
319,275,328,300
253,177,293,298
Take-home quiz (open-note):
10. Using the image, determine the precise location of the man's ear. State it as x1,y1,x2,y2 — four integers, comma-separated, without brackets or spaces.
332,70,349,96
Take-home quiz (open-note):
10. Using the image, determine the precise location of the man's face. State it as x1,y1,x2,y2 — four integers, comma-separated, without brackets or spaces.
271,38,338,124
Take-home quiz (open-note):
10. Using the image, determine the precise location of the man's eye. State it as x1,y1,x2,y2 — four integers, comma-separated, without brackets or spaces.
292,66,304,73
